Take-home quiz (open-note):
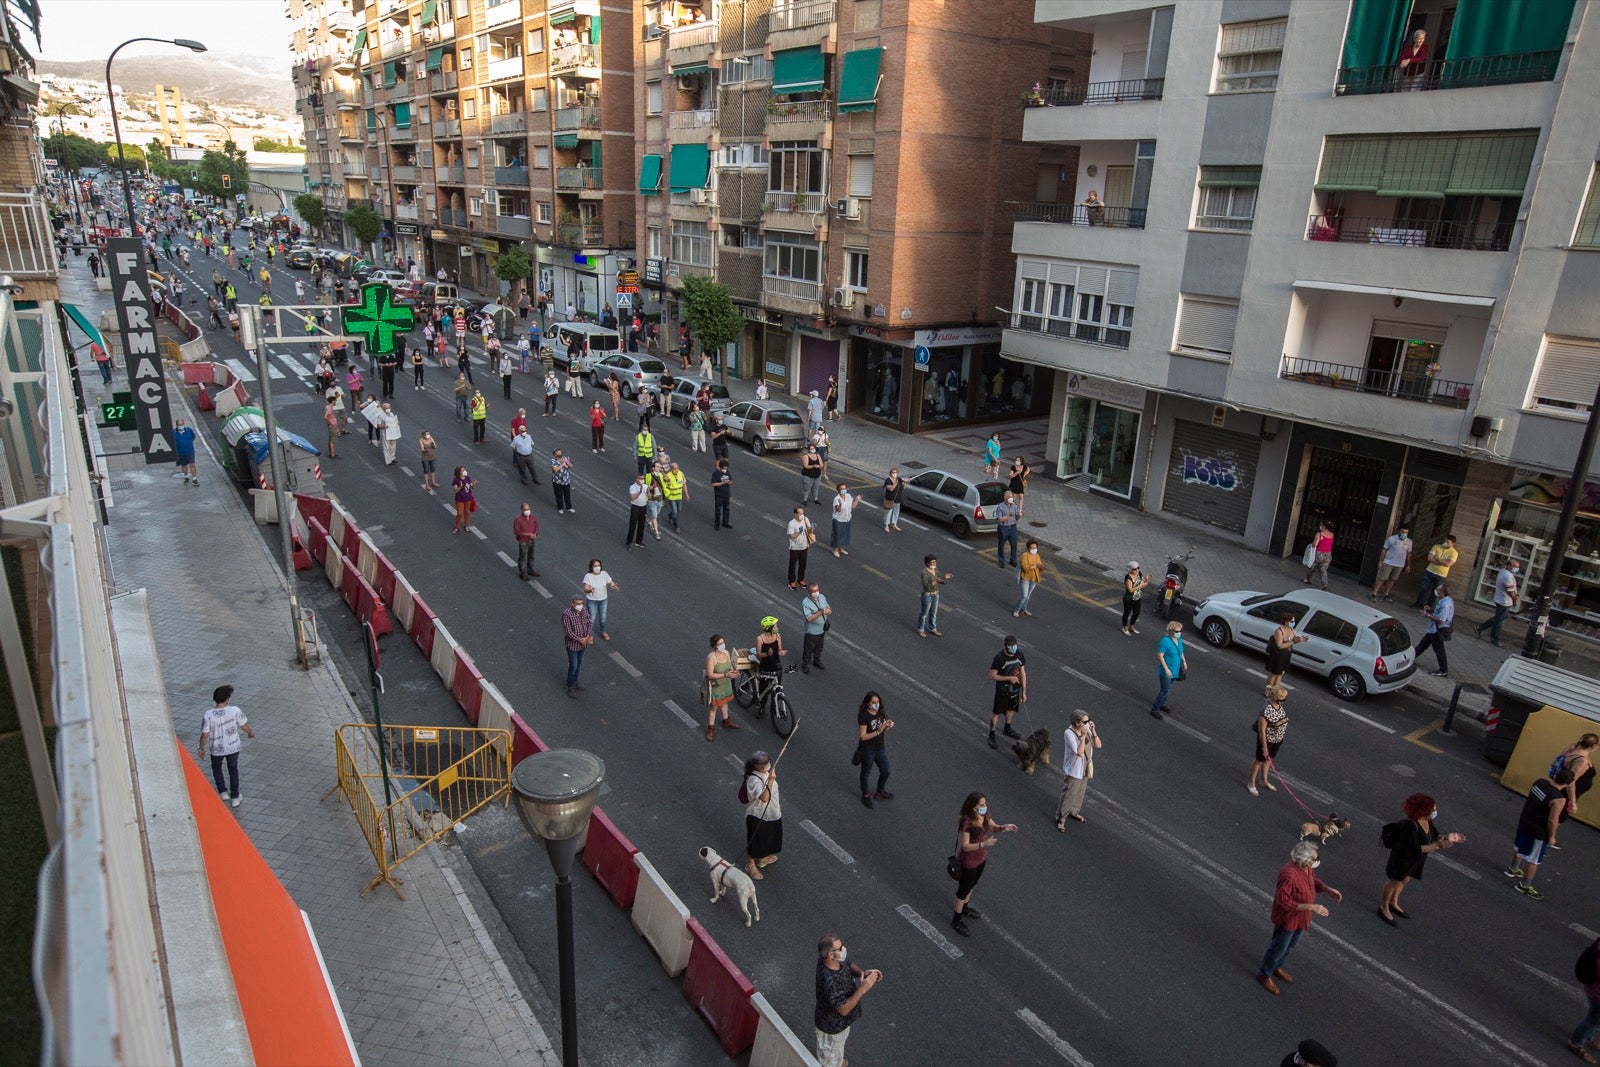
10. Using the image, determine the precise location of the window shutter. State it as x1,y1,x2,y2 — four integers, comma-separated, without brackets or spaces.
1533,338,1600,410
1018,258,1047,281
1176,298,1238,355
1376,136,1453,198
1575,167,1600,248
1316,136,1385,192
1197,165,1261,188
848,156,874,198
1371,320,1447,345
1445,131,1539,197
1106,270,1139,306
1076,266,1109,296
1219,18,1286,55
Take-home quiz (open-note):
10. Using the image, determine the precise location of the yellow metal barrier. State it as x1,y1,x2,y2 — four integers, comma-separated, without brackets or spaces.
326,724,512,896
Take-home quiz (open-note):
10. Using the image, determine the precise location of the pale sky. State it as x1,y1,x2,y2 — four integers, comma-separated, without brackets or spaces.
37,0,286,63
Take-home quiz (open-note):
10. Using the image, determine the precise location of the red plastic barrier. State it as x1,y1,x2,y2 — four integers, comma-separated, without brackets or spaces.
196,386,214,411
293,534,313,573
682,918,758,1056
353,580,393,637
369,547,397,603
580,807,640,910
338,554,362,611
409,595,437,659
181,362,211,386
450,649,484,725
294,494,334,530
508,712,548,766
304,516,328,566
339,514,362,561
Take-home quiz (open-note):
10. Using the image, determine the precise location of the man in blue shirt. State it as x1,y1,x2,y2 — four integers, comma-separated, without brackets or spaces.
994,491,1020,567
1415,583,1455,676
800,581,831,673
173,417,198,485
1151,620,1188,719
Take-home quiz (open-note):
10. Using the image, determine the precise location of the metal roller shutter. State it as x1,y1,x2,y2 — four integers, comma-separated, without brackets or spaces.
1164,419,1261,533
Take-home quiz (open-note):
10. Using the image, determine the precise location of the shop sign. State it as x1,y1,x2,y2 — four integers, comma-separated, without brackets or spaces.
618,268,639,288
430,229,448,240
475,237,499,253
105,238,175,464
794,319,833,338
1066,372,1145,410
396,222,419,236
643,258,666,285
913,325,1004,349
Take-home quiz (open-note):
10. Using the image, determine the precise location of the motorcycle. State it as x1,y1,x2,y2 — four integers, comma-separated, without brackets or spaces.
1155,547,1198,620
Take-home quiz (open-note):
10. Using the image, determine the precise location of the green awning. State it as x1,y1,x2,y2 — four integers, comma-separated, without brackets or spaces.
425,47,444,71
591,15,601,44
383,60,396,87
554,132,579,149
550,10,577,24
351,26,368,56
394,101,411,127
1197,165,1261,188
671,62,710,75
836,47,883,112
366,110,377,130
1445,132,1538,197
63,303,105,351
639,153,662,194
1376,136,1452,199
773,46,824,94
1317,131,1538,198
1314,136,1385,192
421,0,438,25
668,143,710,193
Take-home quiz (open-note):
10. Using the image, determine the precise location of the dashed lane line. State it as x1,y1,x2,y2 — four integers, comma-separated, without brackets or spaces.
895,904,963,960
859,565,893,582
1060,665,1110,692
1429,851,1481,881
1245,669,1293,690
1514,961,1585,1003
1574,923,1600,941
1163,718,1211,744
1016,1008,1094,1067
1335,706,1397,734
495,551,516,568
610,651,642,678
663,699,696,729
469,527,487,541
985,918,1110,1022
530,580,552,599
799,819,855,866
945,536,975,551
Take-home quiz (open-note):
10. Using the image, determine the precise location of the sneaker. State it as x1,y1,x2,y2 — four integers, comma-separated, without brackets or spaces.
1502,865,1524,879
1130,627,1140,635
1003,725,1021,739
1428,670,1449,677
874,790,895,800
950,915,970,937
231,797,241,808
861,794,873,808
1515,882,1543,900
963,906,982,921
1247,784,1259,796
987,732,997,750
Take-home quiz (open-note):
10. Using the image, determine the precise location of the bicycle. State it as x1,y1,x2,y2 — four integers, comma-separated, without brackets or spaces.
733,655,798,738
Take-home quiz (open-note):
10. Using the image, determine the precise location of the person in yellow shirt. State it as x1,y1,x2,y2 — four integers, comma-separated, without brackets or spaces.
1413,534,1458,609
1014,539,1047,617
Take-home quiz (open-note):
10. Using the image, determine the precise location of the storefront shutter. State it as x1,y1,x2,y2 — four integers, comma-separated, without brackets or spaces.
1532,338,1600,411
1164,420,1260,533
1175,298,1238,356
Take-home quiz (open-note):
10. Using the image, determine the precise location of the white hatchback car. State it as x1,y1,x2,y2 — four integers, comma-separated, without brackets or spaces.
1191,588,1416,700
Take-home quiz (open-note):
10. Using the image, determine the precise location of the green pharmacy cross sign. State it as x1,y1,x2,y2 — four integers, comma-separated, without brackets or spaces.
340,283,416,354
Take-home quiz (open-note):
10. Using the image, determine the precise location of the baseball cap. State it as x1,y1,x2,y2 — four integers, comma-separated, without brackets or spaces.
1297,1039,1337,1067
1128,561,1140,570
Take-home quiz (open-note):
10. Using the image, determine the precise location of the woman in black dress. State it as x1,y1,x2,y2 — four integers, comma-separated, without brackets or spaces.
1008,458,1031,515
1265,613,1307,689
1379,791,1464,925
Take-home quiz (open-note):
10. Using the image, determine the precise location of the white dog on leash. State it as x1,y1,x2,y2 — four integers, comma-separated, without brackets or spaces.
699,846,760,927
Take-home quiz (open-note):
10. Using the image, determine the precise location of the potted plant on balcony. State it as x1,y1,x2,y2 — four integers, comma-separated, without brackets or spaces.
557,210,583,248
1020,82,1046,107
793,191,809,213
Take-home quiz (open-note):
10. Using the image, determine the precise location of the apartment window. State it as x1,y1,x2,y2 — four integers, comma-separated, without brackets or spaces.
1014,260,1137,349
769,141,825,196
1530,337,1600,415
1174,297,1240,358
1575,166,1600,248
721,54,773,84
463,97,477,119
647,81,662,115
845,249,869,290
534,145,550,168
537,201,552,223
1195,166,1260,231
648,226,663,259
1215,18,1286,92
425,192,436,210
469,196,482,216
848,155,874,199
719,143,769,168
721,224,761,248
527,28,544,53
531,87,548,111
764,231,821,283
672,220,712,267
460,46,472,69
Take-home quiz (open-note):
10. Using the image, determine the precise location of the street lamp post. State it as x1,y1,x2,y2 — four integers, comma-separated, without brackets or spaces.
510,750,606,1067
53,106,84,226
105,37,208,233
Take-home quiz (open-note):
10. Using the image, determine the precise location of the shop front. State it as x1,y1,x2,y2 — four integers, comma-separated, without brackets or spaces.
848,325,1049,434
1162,417,1262,534
1270,426,1407,581
394,220,419,269
1057,372,1146,502
1473,472,1600,619
426,227,456,281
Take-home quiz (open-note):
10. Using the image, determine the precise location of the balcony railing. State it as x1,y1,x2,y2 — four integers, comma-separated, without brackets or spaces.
429,70,458,93
485,54,525,82
1007,311,1131,350
342,160,368,177
441,208,467,228
1335,50,1561,96
0,193,57,277
395,202,419,220
495,166,530,186
556,166,601,191
1013,201,1147,229
433,118,461,138
1280,356,1473,408
668,108,717,129
1305,214,1513,252
482,0,522,29
555,105,602,131
496,214,533,238
551,42,600,74
390,122,415,142
1023,77,1165,108
581,221,606,244
392,164,420,182
490,111,528,134
439,165,465,183
771,0,834,31
667,20,718,51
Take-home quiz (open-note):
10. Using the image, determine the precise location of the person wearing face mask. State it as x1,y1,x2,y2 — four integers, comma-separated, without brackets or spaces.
1475,558,1520,646
986,637,1027,749
814,933,882,1067
1014,539,1046,617
994,491,1021,567
512,503,540,580
561,595,594,698
855,691,893,807
703,633,743,742
881,467,906,532
1378,792,1464,925
1255,841,1343,996
950,791,1017,936
581,558,619,640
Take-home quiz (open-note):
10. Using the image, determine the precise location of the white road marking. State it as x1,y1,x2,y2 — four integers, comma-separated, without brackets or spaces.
1272,772,1336,808
399,465,415,477
945,536,975,551
1573,923,1600,941
985,920,1110,1021
1016,1008,1094,1067
1515,961,1585,1002
1163,719,1211,744
495,551,516,568
895,904,963,960
1430,852,1481,881
440,500,456,516
610,651,642,678
663,699,696,729
1060,665,1109,692
1190,643,1211,654
898,517,928,530
800,819,855,866
762,513,785,527
1103,605,1121,615
264,362,286,379
276,351,312,376
1245,669,1291,689
530,580,552,599
1335,706,1396,734
224,358,256,382
725,753,744,772
470,527,487,541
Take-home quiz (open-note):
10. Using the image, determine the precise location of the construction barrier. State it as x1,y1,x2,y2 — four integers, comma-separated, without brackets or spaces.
181,361,220,386
580,807,640,910
409,594,438,659
450,648,484,725
750,993,820,1067
323,539,345,590
477,679,514,735
509,712,547,766
296,493,334,530
355,531,380,586
684,917,758,1056
389,572,416,633
213,378,248,418
631,853,694,978
369,546,397,605
337,508,362,562
327,507,348,561
429,619,459,690
328,723,511,897
305,515,329,566
196,385,214,412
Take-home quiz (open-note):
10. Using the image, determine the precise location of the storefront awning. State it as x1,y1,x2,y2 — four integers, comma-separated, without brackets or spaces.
668,143,710,193
772,46,824,95
836,47,883,112
425,46,444,72
553,132,579,149
638,153,662,194
1291,279,1496,308
550,10,577,24
62,303,105,351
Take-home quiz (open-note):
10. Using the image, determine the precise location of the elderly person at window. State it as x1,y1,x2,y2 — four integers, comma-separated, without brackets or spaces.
1397,30,1428,91
1081,189,1105,227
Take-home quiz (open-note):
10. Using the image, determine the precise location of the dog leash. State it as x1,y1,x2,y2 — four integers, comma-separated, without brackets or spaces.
1265,756,1326,823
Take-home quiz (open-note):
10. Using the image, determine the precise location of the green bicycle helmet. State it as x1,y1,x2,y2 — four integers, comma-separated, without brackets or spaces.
760,615,780,631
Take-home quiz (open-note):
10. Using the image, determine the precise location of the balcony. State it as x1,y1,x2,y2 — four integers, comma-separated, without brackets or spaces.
1335,51,1562,96
1023,77,1164,108
440,208,467,228
496,214,533,238
769,0,835,50
430,70,458,93
1013,201,1146,229
489,112,528,135
762,197,825,233
764,98,829,141
433,118,461,139
338,124,362,142
762,276,824,315
1305,214,1513,253
326,9,355,36
393,164,420,182
668,108,717,141
390,122,416,142
395,202,419,220
1007,311,1131,351
666,19,717,71
342,159,368,177
495,166,530,186
0,193,58,277
550,42,601,77
555,105,602,134
556,166,602,195
482,0,522,30
1280,356,1472,409
485,54,525,83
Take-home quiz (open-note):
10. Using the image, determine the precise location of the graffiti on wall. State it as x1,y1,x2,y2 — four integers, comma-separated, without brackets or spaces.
1180,451,1240,491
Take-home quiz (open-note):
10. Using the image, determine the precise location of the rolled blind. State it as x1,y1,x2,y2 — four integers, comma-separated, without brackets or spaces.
1219,18,1286,55
848,156,874,198
1176,298,1238,355
1316,136,1386,192
1575,167,1600,248
1106,269,1139,306
1197,165,1261,188
1377,136,1453,199
1533,339,1600,410
1446,132,1539,197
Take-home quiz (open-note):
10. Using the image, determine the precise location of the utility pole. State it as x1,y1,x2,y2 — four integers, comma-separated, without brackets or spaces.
1519,377,1600,661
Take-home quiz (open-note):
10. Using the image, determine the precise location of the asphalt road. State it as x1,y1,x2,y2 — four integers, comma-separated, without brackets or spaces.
153,238,1598,1067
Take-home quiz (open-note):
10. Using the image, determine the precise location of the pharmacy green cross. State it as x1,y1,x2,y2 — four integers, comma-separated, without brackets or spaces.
340,283,416,354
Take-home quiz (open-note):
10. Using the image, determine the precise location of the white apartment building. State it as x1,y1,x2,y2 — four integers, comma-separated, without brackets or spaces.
1005,0,1600,614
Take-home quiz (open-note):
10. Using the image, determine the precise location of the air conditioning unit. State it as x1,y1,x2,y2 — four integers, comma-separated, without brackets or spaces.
421,26,437,43
688,188,709,205
836,197,861,220
831,287,855,309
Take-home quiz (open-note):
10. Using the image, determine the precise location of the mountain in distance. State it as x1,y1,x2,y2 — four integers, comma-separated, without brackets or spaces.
40,51,295,116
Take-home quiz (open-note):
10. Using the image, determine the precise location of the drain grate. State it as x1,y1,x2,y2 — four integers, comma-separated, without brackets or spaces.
904,460,928,470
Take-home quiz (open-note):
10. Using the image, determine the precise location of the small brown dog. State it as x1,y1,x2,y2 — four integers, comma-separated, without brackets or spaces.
1013,728,1051,774
1299,813,1352,843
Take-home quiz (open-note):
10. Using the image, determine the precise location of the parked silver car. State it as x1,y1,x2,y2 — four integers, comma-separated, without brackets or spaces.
900,468,1007,538
589,353,669,398
665,377,732,422
720,400,808,454
1191,588,1416,700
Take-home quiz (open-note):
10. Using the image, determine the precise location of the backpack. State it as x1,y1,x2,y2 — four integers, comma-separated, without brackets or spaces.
1380,821,1400,849
1578,940,1600,985
737,776,752,805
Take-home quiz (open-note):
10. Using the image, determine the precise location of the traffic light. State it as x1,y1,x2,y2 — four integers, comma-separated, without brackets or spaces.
221,173,231,190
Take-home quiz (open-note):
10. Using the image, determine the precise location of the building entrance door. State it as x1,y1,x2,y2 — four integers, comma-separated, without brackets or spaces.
1295,447,1385,574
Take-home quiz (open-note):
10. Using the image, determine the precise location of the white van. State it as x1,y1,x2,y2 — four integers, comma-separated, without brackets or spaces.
549,322,622,373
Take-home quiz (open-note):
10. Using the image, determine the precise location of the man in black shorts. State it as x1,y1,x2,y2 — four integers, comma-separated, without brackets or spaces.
987,636,1027,749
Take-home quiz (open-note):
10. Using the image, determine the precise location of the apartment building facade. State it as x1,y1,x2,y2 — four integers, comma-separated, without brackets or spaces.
634,0,1083,432
1007,0,1600,610
288,0,637,310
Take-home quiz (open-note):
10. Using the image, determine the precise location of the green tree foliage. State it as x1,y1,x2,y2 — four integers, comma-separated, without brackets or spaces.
103,141,145,170
42,131,102,173
194,142,249,200
293,193,326,233
345,203,382,248
493,245,531,301
679,274,742,363
252,137,303,153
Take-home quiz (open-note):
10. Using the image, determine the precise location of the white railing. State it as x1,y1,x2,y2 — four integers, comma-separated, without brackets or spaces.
667,20,718,50
482,0,522,29
668,108,717,129
485,54,525,82
0,193,58,277
763,275,823,300
550,41,599,72
772,0,835,31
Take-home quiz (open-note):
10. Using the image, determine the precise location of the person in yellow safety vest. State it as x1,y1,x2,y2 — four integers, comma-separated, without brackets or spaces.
661,461,689,533
635,428,656,476
470,390,489,445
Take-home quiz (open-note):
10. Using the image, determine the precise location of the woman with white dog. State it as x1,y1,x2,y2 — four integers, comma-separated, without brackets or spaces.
743,751,782,880
951,791,1018,936
1248,686,1290,797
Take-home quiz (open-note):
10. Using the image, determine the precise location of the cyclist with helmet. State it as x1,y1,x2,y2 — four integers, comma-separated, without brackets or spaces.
755,615,788,676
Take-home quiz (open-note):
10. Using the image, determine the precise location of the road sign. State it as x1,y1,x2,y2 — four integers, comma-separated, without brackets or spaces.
914,345,931,369
340,283,416,354
615,291,632,309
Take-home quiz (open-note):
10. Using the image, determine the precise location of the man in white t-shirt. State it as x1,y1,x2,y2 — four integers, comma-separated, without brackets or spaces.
1371,525,1413,602
198,684,256,807
1476,560,1520,647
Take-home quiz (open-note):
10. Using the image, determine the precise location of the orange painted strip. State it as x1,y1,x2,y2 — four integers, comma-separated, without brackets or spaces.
180,743,356,1067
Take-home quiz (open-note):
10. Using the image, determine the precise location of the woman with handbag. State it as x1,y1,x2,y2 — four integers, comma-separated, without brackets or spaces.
1247,686,1289,797
1265,612,1307,689
703,634,743,742
1055,711,1101,829
451,465,476,533
950,791,1016,936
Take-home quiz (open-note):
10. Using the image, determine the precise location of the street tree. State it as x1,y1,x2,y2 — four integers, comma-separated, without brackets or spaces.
252,137,303,153
345,203,382,254
678,274,742,384
493,245,531,304
194,142,248,201
293,193,326,236
43,131,102,174
104,141,145,170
